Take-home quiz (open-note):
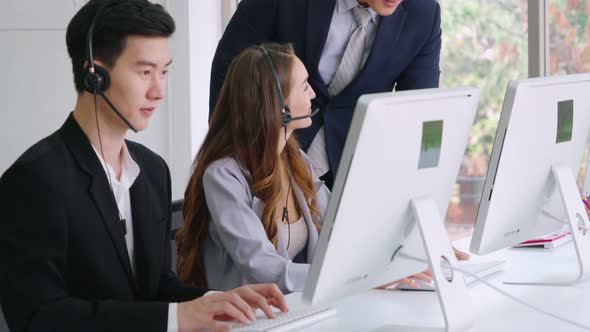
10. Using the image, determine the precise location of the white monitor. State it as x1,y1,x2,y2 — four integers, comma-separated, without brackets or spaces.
303,87,479,331
470,73,590,285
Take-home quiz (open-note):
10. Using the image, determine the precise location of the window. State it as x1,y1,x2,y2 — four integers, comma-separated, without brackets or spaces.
548,0,590,75
440,0,529,239
547,0,590,191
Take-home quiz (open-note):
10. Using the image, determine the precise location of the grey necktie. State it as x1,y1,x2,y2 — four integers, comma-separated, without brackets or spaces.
307,7,372,177
328,6,372,96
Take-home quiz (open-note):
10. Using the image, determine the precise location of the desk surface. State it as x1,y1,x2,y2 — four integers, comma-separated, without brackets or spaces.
282,238,590,331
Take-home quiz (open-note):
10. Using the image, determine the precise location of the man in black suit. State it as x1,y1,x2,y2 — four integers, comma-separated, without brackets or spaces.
0,1,286,331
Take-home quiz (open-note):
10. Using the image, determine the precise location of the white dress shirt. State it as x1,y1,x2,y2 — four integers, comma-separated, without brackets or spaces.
92,143,179,331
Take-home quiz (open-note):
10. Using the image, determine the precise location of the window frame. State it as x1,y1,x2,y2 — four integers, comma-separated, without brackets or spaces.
528,0,550,77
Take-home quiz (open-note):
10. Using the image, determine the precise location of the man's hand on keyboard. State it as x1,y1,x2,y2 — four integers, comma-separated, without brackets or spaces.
177,284,288,332
226,284,289,319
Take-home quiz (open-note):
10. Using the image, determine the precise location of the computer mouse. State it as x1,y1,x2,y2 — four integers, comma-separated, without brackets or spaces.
392,279,436,291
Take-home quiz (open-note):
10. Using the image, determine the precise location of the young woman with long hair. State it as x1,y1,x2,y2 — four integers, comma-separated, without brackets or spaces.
176,43,328,293
176,42,439,293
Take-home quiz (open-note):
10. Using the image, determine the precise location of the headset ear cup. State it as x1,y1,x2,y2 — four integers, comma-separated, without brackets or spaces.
82,65,111,94
281,108,292,127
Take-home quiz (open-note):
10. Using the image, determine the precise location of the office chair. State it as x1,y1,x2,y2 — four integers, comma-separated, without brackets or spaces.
170,199,184,275
0,308,8,332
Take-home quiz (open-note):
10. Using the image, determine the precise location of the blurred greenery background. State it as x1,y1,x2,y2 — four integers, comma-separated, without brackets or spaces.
440,0,590,236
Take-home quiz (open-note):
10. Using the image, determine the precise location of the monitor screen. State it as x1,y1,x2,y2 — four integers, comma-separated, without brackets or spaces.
303,87,479,305
471,73,590,255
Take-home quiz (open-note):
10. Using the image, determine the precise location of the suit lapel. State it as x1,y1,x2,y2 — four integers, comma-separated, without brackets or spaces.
305,1,407,99
129,153,162,298
305,0,337,90
88,177,136,288
354,5,407,85
60,114,137,291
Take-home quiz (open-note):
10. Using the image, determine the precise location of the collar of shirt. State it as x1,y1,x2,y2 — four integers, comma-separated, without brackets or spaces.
91,142,140,192
337,0,379,24
91,141,139,276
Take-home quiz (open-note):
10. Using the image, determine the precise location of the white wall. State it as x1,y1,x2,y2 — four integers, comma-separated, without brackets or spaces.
0,0,223,200
167,1,222,199
0,0,80,178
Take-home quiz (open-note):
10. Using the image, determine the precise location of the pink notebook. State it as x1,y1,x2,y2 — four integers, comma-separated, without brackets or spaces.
515,225,572,249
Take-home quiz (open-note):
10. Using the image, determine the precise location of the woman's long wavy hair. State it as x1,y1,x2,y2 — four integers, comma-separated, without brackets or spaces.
176,43,322,287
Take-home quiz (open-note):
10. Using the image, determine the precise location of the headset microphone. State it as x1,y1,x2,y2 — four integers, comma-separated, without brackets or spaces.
288,107,320,123
260,45,318,251
85,2,133,237
97,92,138,133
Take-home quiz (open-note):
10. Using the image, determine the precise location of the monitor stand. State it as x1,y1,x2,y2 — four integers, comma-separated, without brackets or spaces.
504,164,590,286
382,196,475,332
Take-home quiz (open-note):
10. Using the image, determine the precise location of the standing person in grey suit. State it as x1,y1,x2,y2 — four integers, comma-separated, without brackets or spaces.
176,43,432,293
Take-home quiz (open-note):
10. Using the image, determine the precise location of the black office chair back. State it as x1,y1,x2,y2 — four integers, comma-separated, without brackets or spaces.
0,308,8,332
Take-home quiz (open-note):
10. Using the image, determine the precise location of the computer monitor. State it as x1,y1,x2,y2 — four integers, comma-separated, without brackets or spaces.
303,87,479,331
470,73,590,285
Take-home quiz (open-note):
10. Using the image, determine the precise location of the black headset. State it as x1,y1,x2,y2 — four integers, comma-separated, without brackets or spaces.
84,1,135,237
258,45,293,127
82,2,138,133
258,46,320,128
82,2,111,95
258,45,307,250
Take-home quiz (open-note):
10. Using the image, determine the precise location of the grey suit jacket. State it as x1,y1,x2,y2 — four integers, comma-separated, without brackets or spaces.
202,152,330,293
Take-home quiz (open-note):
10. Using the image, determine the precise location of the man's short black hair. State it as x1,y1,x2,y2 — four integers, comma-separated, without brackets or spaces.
66,0,175,93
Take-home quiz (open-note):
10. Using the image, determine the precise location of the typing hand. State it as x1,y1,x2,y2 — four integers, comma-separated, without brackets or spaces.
177,284,288,332
453,246,470,260
377,247,467,291
376,270,433,290
226,284,289,319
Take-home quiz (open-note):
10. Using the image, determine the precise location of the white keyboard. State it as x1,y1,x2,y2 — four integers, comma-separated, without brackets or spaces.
394,258,505,291
453,258,505,284
231,307,336,332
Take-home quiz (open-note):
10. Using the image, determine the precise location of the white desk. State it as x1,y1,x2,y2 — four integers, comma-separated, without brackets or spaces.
282,238,590,331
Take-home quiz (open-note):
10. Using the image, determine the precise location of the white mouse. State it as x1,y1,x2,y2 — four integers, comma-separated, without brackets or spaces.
393,279,436,291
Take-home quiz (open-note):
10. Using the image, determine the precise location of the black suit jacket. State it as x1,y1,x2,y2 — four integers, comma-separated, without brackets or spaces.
209,0,441,174
0,114,207,332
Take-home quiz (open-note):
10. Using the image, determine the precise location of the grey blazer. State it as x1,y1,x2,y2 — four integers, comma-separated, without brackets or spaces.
201,152,330,293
